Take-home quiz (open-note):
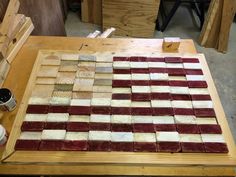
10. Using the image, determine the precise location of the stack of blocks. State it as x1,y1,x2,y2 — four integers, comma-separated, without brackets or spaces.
15,53,228,153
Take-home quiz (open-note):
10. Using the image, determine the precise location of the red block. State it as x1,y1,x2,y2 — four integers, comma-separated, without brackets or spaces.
48,105,69,113
199,124,222,134
185,69,203,75
112,80,131,87
131,68,149,73
158,142,181,152
131,80,150,86
151,93,171,100
113,56,129,61
133,123,155,133
39,140,64,151
21,121,44,131
15,140,41,150
167,68,185,76
66,122,89,131
174,108,194,115
149,68,167,73
152,108,174,116
194,108,216,117
171,94,191,100
26,105,49,114
147,57,164,62
131,107,152,115
177,124,199,134
134,142,157,152
169,81,188,87
90,123,110,131
154,124,176,131
130,56,147,62
111,142,133,151
191,94,211,100
112,93,131,100
181,142,205,152
62,140,87,151
182,58,199,63
44,122,66,129
204,143,228,153
111,124,132,132
91,106,111,114
113,69,131,74
132,93,151,101
68,106,91,115
165,57,182,63
111,107,131,115
150,80,169,86
88,141,111,151
188,81,208,88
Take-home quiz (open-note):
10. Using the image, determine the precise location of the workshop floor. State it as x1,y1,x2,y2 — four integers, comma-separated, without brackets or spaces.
65,7,236,143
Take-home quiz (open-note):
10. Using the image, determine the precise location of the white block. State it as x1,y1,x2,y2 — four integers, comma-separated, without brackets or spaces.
151,100,171,108
201,134,225,143
152,116,175,124
49,97,71,105
150,73,168,80
134,133,156,142
156,132,180,142
113,61,130,69
24,114,47,122
186,75,205,81
196,117,217,125
91,98,111,106
131,101,151,107
46,113,69,122
65,132,88,141
148,62,166,68
112,87,131,94
28,97,49,105
19,132,42,140
131,74,150,80
69,115,90,122
111,132,134,142
132,86,151,93
89,131,111,141
168,76,186,81
130,62,148,68
42,130,66,140
111,100,131,107
192,101,213,108
90,114,110,123
151,86,170,93
179,134,202,142
113,74,131,80
183,63,202,69
61,54,79,60
166,63,183,68
111,115,132,124
189,88,209,95
174,115,196,124
70,99,90,106
171,101,193,108
170,87,189,94
132,116,153,123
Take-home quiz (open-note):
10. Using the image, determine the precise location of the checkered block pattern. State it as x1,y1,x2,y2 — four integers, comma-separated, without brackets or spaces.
14,54,228,153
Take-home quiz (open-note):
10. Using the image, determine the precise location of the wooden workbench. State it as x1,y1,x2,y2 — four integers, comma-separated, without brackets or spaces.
0,36,235,176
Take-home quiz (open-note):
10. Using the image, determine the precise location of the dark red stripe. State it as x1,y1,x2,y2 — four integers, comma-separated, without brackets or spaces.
154,124,176,131
111,124,132,132
113,69,130,74
185,69,203,75
149,68,167,73
88,141,111,151
167,68,186,76
48,105,69,113
191,94,212,100
133,123,155,133
188,81,208,88
26,105,49,114
91,106,111,114
182,58,199,63
152,108,174,116
111,107,131,115
151,80,169,86
158,142,181,152
44,122,66,129
147,57,164,62
131,80,150,85
171,94,191,100
132,93,151,101
131,68,149,73
151,93,171,100
169,81,188,87
66,122,89,131
204,143,228,153
21,121,44,131
112,80,131,87
131,107,152,115
199,124,222,134
89,123,110,131
15,140,40,150
62,140,87,151
177,124,199,134
181,142,205,152
130,56,147,62
194,108,216,117
113,57,129,61
165,57,182,63
112,93,131,100
39,140,63,151
111,142,133,151
68,106,91,115
134,142,157,152
174,108,194,115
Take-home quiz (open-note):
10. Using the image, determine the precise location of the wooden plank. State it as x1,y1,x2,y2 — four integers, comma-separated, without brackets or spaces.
81,0,102,25
0,59,10,87
102,0,160,38
0,36,10,60
6,17,34,64
98,27,115,38
218,0,236,53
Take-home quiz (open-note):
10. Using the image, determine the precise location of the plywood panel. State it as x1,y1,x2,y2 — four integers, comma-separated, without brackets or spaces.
102,0,160,38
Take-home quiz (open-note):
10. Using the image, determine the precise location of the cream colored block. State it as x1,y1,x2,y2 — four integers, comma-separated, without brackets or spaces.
171,101,193,108
111,115,132,124
70,99,91,106
166,63,183,68
49,97,71,105
19,132,42,140
186,75,205,81
156,132,180,142
24,114,47,122
132,116,153,123
134,133,156,142
93,86,112,93
90,114,110,123
111,100,131,107
79,55,96,62
111,132,134,142
151,86,170,93
131,74,150,80
170,86,189,94
78,61,96,67
69,115,90,122
169,76,186,81
112,87,131,94
93,92,112,99
89,131,111,141
150,73,168,80
65,132,88,141
113,61,130,69
148,62,166,68
95,73,113,79
131,101,151,107
132,86,151,93
192,101,213,108
42,130,66,140
46,113,69,122
151,100,171,108
152,116,175,124
201,134,225,143
196,117,217,125
61,53,79,61
113,74,131,80
130,62,148,68
183,63,202,69
28,97,50,105
189,88,209,95
174,115,196,124
91,98,111,106
179,134,202,142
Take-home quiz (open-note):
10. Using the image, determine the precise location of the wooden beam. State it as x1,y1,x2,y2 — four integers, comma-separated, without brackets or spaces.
98,27,116,38
0,59,10,87
0,36,10,60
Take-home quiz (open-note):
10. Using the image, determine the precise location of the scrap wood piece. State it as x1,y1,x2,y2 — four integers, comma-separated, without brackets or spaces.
0,0,20,36
0,35,10,60
162,37,180,52
98,27,116,38
87,30,101,38
6,17,34,64
0,59,10,87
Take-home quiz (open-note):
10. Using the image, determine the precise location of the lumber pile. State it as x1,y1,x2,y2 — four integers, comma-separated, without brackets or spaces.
0,0,34,87
199,0,236,53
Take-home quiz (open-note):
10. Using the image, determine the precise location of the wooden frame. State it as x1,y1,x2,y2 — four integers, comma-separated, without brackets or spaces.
2,50,236,169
